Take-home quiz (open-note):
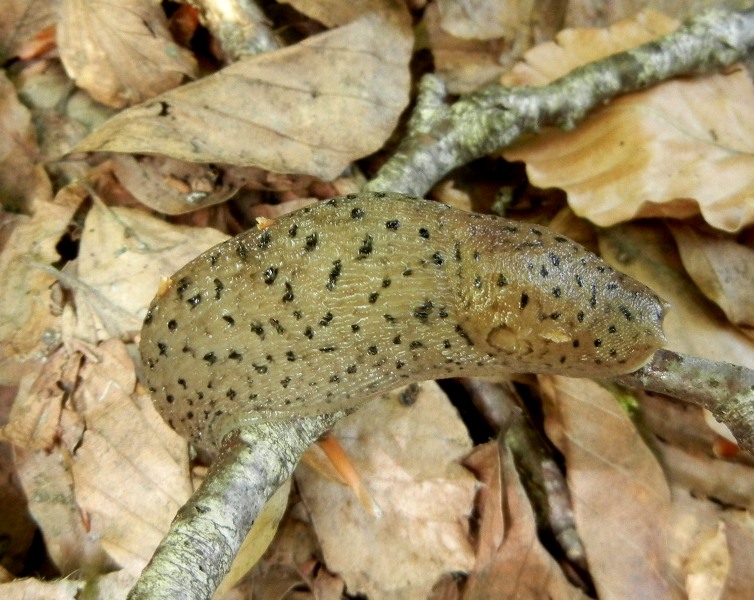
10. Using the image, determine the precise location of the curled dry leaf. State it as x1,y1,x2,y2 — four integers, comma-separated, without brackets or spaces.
111,155,240,215
75,11,412,181
502,9,754,232
57,0,197,108
0,70,52,212
463,441,588,600
669,222,754,333
0,185,84,384
296,382,475,600
540,375,677,600
0,0,56,62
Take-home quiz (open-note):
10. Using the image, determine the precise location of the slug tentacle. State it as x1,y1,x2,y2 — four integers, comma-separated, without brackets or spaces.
140,193,666,453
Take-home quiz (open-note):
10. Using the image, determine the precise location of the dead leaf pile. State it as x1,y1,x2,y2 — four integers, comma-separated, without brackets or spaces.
0,1,753,600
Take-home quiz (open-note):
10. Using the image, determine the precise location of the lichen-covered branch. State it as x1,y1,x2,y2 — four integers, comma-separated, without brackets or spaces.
127,414,341,600
612,349,754,454
367,8,754,196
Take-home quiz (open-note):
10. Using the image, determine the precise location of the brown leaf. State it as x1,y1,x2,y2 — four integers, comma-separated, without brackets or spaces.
598,222,754,370
422,2,512,94
0,70,52,212
540,375,678,599
70,339,192,573
111,155,240,215
0,0,57,62
502,10,754,232
463,441,588,600
75,12,412,180
0,577,84,599
57,0,197,108
669,223,754,332
0,185,83,383
296,382,475,600
721,514,754,599
49,199,228,344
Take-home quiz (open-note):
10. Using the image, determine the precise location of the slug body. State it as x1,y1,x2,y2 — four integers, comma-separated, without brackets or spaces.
140,193,665,453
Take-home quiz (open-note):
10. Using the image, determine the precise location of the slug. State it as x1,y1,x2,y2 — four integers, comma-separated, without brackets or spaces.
140,192,666,453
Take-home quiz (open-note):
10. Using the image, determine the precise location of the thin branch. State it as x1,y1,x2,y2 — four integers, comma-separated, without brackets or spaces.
127,413,341,600
366,8,754,196
612,349,754,454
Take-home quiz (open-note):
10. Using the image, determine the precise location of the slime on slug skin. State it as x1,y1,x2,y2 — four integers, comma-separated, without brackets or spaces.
140,192,666,453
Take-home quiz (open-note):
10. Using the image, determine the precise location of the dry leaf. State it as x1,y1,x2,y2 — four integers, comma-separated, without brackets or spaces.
70,339,192,573
0,185,83,383
421,2,512,94
502,10,754,232
0,577,84,600
463,441,588,600
0,70,52,212
296,382,475,600
721,514,754,599
282,0,397,28
75,11,412,180
437,0,522,40
111,155,240,215
0,0,57,62
541,375,678,599
598,222,754,370
213,480,292,599
50,199,228,344
57,0,197,108
669,222,754,332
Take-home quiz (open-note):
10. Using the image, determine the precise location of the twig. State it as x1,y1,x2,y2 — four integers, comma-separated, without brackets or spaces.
366,8,754,196
612,349,754,455
127,414,341,600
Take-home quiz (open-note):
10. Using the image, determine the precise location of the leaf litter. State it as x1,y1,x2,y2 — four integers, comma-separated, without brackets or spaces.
1,2,754,599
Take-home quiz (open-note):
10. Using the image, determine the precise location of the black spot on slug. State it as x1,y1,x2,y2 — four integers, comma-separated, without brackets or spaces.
258,231,272,249
327,260,342,291
214,278,224,299
418,227,430,239
620,305,634,321
187,294,201,308
351,207,364,219
369,292,379,304
288,224,298,238
157,342,168,356
385,220,400,230
319,312,333,326
203,352,217,365
357,235,373,258
520,293,529,310
305,233,318,251
251,322,265,339
167,319,177,331
413,300,433,323
223,315,235,326
263,267,278,284
282,282,294,302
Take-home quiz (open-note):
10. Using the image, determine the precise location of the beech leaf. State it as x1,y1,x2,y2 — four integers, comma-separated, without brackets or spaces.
502,9,754,232
57,0,197,108
75,12,412,180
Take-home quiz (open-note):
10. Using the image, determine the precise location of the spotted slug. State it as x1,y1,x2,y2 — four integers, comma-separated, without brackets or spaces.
140,192,666,453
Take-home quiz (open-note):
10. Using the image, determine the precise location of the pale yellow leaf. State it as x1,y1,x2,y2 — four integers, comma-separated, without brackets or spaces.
282,0,398,28
57,0,197,108
75,12,412,180
669,223,754,331
502,9,754,232
213,480,291,599
296,381,475,600
541,375,678,600
721,513,754,599
0,577,84,600
437,0,521,40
